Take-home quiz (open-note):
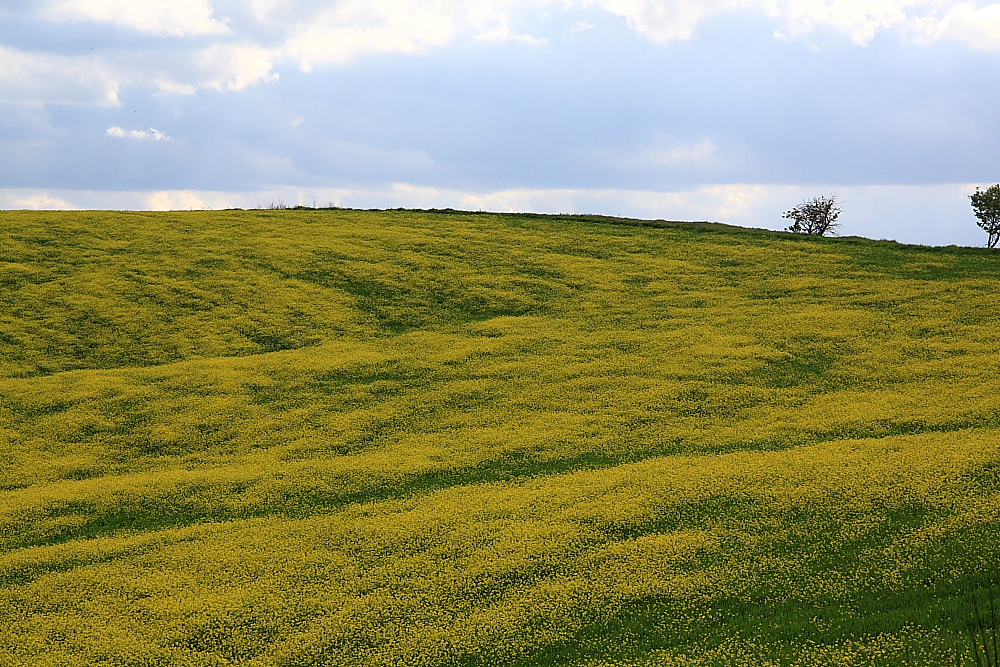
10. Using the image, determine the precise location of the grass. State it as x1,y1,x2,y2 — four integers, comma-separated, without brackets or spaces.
0,208,999,666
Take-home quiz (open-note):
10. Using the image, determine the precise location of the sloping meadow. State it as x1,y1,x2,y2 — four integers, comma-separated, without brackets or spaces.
1,209,999,666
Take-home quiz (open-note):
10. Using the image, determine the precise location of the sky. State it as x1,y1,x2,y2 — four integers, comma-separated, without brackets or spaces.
1,0,999,246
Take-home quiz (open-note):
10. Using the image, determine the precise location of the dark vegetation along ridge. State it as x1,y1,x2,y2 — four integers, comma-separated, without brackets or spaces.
1,208,999,666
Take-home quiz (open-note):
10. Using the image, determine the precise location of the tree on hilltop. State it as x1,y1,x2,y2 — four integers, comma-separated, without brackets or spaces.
970,184,1000,248
783,195,841,236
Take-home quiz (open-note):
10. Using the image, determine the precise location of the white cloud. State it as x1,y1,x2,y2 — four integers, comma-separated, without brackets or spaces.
234,0,1000,56
268,0,546,69
0,188,244,210
244,0,1000,54
196,43,280,90
149,190,209,209
477,24,549,44
596,0,754,42
0,34,279,107
106,126,172,140
10,193,76,209
769,0,915,45
767,0,1000,49
931,2,1000,50
255,0,1000,54
99,43,280,97
151,81,198,96
0,46,120,105
593,0,1000,47
5,0,1000,110
279,1,468,68
45,0,230,36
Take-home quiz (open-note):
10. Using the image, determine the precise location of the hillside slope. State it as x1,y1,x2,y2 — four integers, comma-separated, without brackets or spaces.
1,209,998,666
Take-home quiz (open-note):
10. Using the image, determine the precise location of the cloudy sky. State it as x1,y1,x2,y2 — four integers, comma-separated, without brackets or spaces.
2,0,999,245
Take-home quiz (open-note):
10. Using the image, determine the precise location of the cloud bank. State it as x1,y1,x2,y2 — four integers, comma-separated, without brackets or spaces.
4,0,1000,107
0,46,120,105
43,0,231,36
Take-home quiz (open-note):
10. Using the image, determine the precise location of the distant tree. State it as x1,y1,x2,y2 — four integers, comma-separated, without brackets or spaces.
783,195,841,236
970,184,1000,248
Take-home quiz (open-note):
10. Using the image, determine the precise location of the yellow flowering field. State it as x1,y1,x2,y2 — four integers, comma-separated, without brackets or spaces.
1,208,999,666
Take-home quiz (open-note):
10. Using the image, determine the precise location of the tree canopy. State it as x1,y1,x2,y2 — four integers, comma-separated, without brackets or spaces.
783,195,841,236
970,184,1000,248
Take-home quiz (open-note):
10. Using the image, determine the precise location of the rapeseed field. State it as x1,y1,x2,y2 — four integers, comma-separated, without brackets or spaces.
1,208,999,666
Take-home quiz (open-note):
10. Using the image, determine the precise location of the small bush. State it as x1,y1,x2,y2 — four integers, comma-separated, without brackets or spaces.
783,195,841,236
